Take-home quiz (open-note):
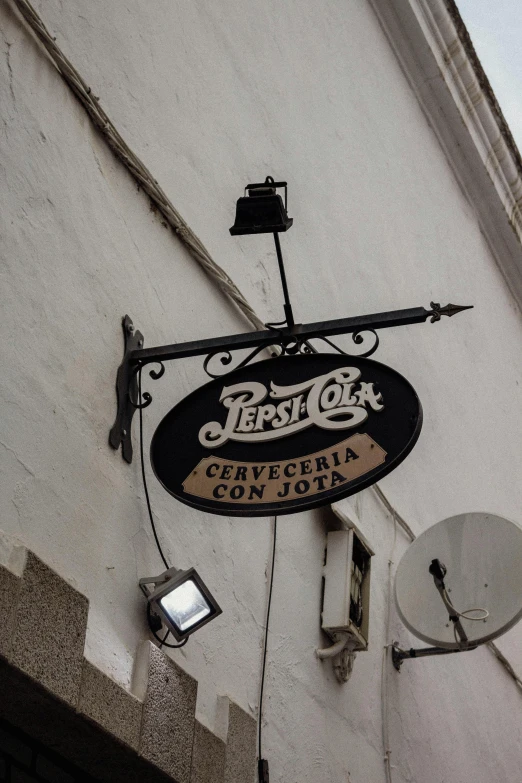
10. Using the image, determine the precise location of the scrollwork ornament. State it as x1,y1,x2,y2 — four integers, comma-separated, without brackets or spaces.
350,329,380,357
203,351,234,379
203,343,274,378
282,340,300,355
128,361,165,409
280,337,317,356
308,330,380,358
200,329,381,379
149,362,166,380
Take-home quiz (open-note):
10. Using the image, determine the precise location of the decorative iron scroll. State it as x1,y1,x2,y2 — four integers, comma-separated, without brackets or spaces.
202,329,380,378
203,344,274,379
310,330,380,359
128,362,166,409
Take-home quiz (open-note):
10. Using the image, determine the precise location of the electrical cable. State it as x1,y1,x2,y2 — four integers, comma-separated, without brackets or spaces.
258,516,277,780
372,485,415,542
139,368,188,650
146,603,188,649
441,591,489,621
381,505,397,783
9,0,265,333
487,641,522,692
138,368,170,571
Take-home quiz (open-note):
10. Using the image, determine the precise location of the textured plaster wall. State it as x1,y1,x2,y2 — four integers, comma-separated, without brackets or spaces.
1,1,521,782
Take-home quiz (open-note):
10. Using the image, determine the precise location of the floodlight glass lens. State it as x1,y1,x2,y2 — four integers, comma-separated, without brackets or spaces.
159,579,212,632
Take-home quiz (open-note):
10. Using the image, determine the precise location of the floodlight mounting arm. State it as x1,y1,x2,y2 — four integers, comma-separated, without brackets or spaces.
139,567,180,599
109,301,472,463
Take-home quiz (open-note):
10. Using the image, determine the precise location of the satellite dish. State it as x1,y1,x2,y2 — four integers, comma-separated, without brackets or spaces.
394,513,522,650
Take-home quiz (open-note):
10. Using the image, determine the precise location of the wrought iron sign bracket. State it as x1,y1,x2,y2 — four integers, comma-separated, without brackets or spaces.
109,302,472,463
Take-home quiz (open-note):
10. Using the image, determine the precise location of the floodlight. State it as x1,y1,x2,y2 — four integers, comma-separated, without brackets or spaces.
139,566,222,642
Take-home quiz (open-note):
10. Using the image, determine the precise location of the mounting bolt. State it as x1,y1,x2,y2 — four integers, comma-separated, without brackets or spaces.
122,429,127,436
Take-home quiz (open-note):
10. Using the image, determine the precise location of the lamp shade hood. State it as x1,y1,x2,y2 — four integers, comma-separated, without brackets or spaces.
230,177,293,235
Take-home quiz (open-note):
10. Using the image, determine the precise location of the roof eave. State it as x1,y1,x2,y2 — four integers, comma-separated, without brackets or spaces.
370,0,522,308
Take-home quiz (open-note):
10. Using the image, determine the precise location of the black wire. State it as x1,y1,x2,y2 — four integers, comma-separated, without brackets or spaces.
146,603,188,649
138,368,188,651
138,367,170,571
258,515,277,768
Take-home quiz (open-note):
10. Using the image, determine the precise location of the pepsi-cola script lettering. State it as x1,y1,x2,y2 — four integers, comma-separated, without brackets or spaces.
199,367,383,448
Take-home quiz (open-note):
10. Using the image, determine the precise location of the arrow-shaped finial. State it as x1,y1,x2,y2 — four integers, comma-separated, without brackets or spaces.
428,302,473,323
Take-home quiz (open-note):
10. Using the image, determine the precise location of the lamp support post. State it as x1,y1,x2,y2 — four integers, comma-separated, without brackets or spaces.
272,232,295,328
109,301,472,463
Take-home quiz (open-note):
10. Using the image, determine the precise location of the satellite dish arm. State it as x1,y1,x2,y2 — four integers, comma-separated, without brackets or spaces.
429,560,469,648
393,558,483,669
391,642,478,670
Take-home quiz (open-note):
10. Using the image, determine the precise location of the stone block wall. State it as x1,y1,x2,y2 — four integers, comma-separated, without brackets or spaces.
0,538,256,783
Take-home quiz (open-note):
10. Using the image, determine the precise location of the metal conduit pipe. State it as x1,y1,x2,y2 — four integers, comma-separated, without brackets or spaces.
316,635,349,659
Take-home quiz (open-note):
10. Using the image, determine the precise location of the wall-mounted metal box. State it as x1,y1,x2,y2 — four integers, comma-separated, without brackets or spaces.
321,525,374,651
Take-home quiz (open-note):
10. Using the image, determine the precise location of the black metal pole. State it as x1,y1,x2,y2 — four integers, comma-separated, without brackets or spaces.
392,643,477,671
272,232,295,327
129,305,442,367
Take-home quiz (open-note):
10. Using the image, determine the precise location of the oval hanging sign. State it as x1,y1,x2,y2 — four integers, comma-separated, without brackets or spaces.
150,354,422,517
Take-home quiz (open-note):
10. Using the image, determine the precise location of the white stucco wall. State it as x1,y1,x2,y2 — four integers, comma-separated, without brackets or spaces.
1,1,521,781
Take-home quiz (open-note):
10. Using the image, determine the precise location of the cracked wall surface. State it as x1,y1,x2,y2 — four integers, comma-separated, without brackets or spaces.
1,1,522,781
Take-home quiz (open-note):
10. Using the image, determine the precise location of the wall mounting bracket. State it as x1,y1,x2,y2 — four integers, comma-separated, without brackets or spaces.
109,315,145,463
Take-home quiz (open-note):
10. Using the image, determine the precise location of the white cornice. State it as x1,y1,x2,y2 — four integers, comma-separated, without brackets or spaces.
369,0,522,308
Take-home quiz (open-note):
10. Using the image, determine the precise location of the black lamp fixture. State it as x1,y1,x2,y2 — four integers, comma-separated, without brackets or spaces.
139,566,222,642
230,176,295,327
229,176,293,235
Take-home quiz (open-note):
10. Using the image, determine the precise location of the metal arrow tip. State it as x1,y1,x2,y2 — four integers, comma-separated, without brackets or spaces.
428,302,474,322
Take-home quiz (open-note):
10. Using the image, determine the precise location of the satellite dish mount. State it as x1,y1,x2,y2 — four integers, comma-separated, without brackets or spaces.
392,558,481,670
392,513,522,671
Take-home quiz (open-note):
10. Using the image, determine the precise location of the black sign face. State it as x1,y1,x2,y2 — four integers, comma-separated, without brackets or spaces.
150,354,422,517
